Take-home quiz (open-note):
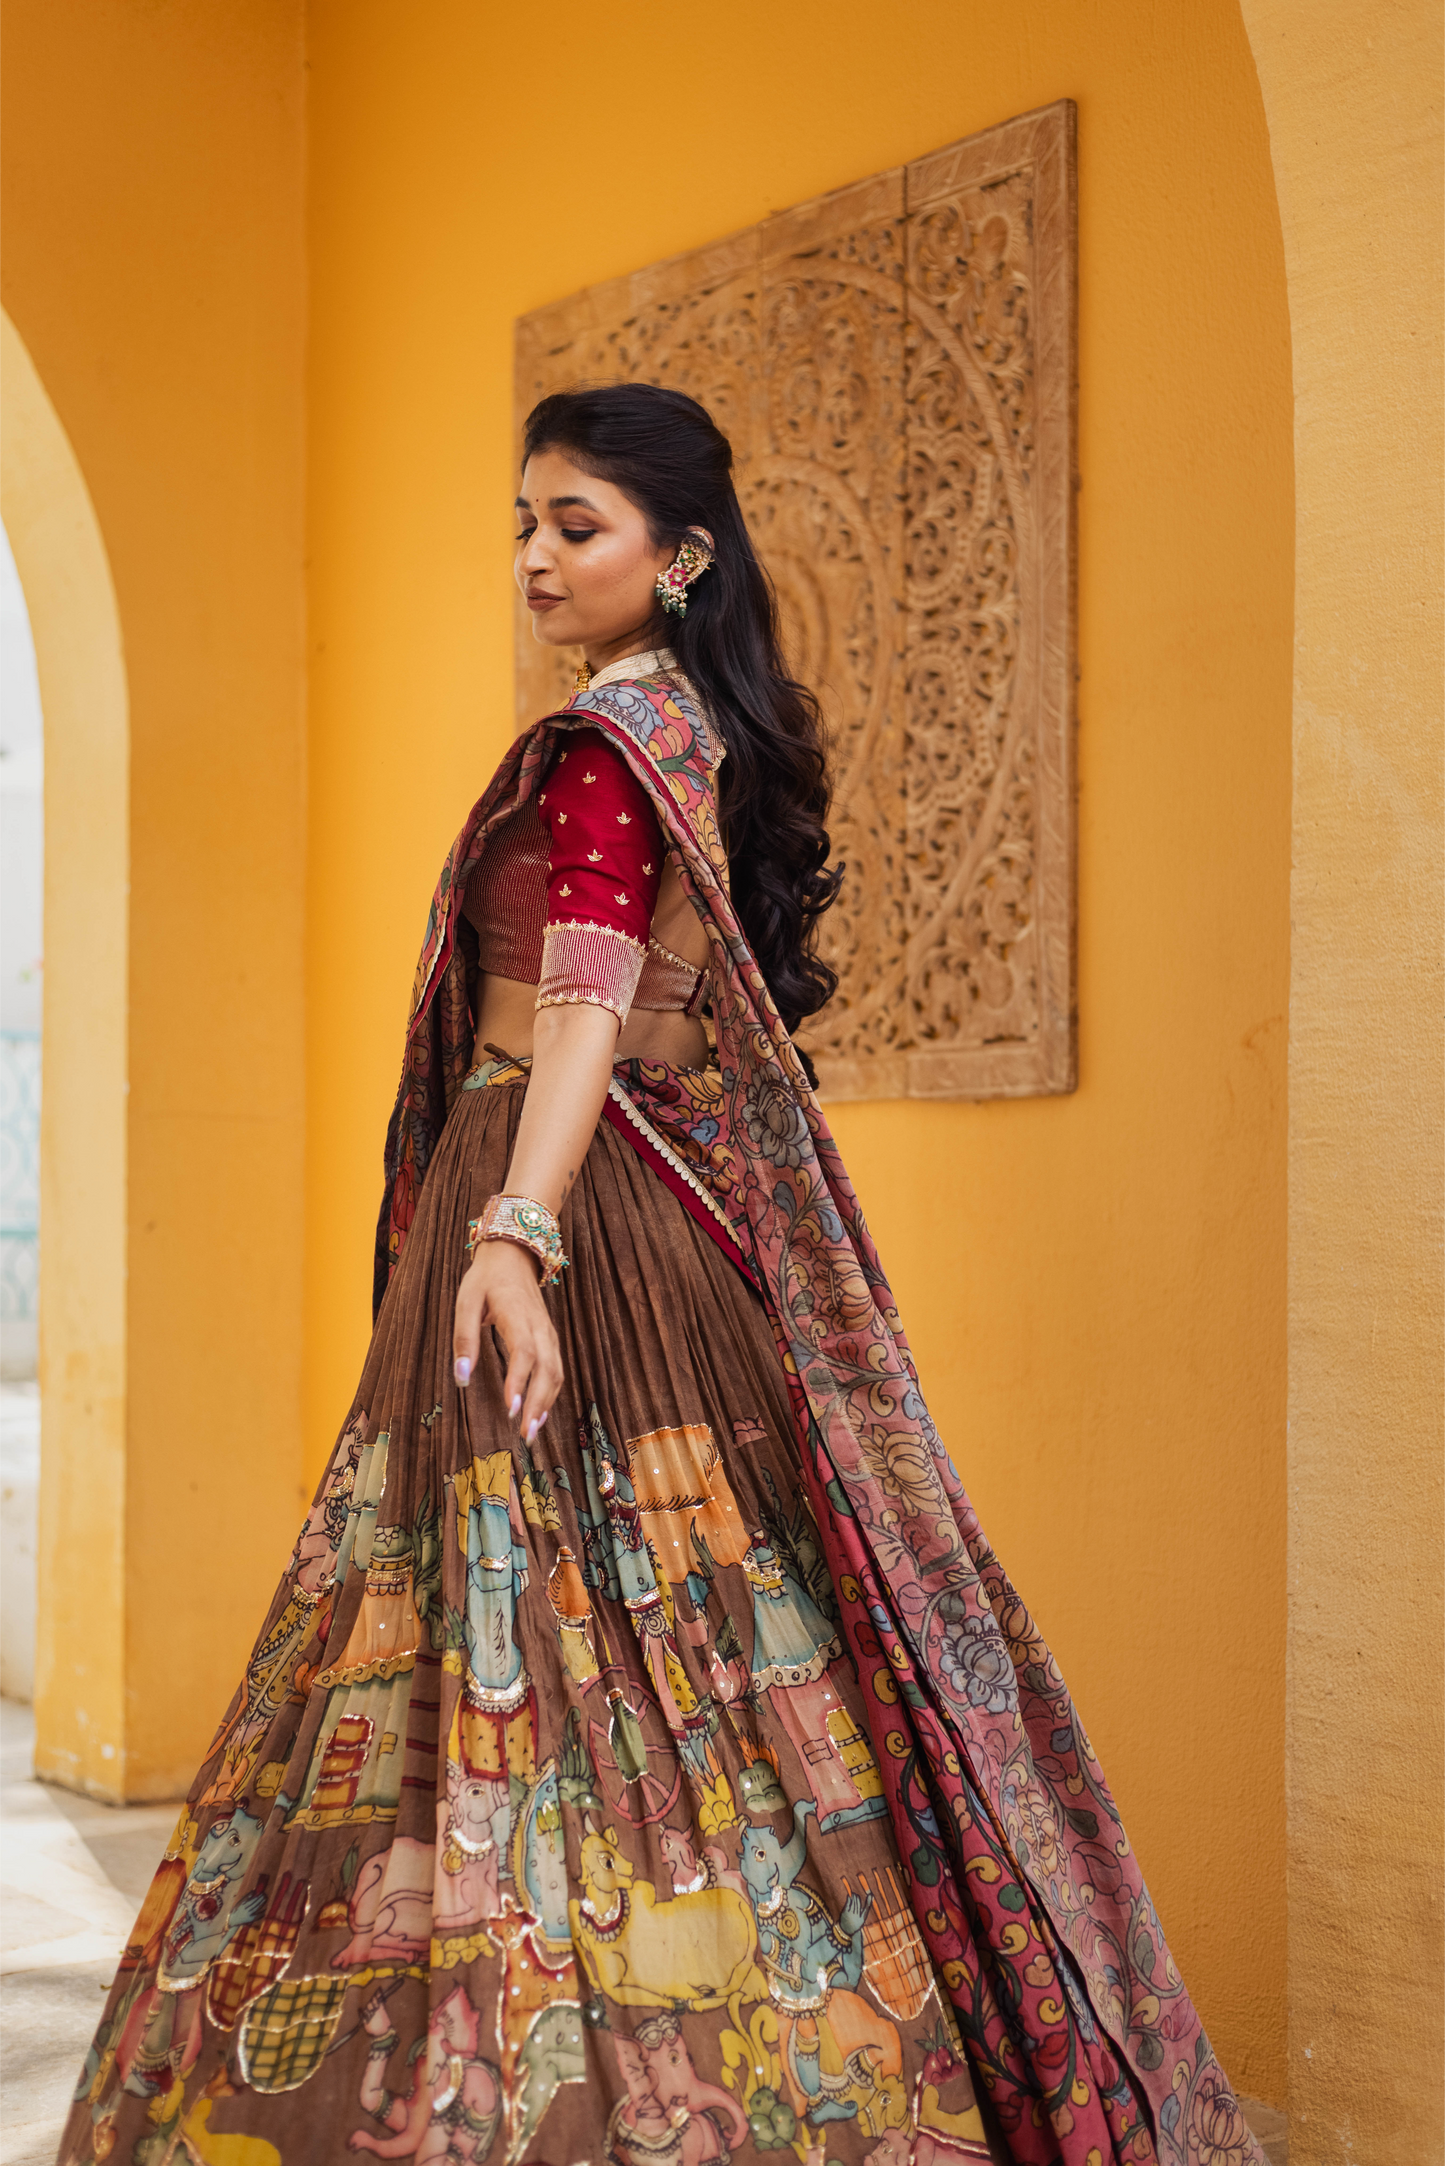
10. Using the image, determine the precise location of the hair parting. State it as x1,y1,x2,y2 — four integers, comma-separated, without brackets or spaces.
522,384,844,1056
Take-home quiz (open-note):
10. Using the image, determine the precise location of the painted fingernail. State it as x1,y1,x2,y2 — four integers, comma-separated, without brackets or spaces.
538,1409,549,1430
526,1419,539,1443
454,1358,472,1386
510,1394,523,1419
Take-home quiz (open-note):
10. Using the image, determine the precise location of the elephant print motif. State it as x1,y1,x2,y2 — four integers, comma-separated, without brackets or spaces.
158,1804,268,1991
348,1983,501,2160
608,2014,749,2165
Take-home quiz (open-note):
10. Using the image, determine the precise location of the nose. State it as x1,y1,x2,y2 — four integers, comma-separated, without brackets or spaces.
519,529,555,582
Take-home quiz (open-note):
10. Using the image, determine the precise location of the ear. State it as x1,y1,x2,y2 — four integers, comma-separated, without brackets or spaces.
583,1813,598,1838
605,1824,620,1847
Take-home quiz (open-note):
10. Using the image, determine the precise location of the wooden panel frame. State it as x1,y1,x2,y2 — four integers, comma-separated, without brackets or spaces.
516,101,1077,1101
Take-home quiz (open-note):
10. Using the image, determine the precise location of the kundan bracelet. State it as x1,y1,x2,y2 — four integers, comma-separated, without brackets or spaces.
466,1193,569,1288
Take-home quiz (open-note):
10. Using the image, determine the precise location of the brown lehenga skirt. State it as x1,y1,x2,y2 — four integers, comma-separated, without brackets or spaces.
62,1061,993,2166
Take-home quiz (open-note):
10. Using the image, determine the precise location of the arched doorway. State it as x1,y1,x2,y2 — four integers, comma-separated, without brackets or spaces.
1,308,129,1794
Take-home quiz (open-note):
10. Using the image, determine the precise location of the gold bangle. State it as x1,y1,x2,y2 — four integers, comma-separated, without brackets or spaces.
466,1193,569,1288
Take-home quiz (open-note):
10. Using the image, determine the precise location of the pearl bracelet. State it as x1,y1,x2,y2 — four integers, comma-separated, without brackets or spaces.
466,1193,569,1288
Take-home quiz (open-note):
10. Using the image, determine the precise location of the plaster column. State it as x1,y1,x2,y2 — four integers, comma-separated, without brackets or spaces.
1238,1,1444,2155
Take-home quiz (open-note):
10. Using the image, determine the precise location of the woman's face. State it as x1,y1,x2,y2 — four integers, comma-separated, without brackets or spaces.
515,448,674,667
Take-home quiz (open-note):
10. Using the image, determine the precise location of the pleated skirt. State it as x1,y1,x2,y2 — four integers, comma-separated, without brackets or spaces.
60,1064,994,2166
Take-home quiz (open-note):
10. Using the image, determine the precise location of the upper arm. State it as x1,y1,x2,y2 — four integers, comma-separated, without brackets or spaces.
535,728,664,1021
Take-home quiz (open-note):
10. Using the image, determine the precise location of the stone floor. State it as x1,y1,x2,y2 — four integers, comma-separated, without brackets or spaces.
1244,2096,1290,2163
0,1699,182,2166
0,1693,1289,2165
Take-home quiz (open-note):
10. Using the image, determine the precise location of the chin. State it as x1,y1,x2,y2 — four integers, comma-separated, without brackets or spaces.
530,615,582,650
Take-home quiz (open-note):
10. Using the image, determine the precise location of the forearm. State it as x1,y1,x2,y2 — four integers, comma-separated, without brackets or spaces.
502,1002,620,1212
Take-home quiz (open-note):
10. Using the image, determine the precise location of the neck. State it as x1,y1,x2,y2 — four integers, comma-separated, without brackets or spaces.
582,621,665,672
576,646,678,696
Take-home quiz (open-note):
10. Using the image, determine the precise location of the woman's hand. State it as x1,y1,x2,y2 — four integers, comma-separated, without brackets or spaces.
450,999,620,1441
452,1239,562,1441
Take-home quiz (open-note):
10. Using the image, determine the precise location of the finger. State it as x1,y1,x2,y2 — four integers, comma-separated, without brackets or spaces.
501,1332,538,1424
452,1275,486,1388
521,1345,563,1442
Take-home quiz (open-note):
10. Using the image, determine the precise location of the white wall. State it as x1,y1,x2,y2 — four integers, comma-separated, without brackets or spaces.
0,1385,38,1699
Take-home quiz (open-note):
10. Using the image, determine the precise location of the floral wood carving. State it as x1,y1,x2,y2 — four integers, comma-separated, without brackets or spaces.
515,101,1077,1100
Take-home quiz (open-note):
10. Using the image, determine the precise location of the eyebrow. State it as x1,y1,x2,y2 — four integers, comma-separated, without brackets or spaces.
513,493,603,513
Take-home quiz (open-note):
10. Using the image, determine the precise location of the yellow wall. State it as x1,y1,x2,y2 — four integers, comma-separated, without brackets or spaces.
1,0,308,1798
1238,0,1445,2155
307,0,1293,2103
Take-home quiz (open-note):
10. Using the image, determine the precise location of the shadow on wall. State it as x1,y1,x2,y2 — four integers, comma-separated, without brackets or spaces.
1,520,43,1702
1,519,42,1382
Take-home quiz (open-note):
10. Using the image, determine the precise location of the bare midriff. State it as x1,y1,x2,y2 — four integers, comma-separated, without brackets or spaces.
472,858,712,1069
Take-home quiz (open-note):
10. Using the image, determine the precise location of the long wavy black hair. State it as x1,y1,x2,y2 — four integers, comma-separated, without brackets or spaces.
522,383,844,1041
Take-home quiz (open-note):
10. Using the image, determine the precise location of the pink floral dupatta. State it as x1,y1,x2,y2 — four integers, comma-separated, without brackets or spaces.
378,671,1264,2166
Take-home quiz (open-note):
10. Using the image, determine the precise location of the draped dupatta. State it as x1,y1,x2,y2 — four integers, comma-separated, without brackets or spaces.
378,672,1263,2166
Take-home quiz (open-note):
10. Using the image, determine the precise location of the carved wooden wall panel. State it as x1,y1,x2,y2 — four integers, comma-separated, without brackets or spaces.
515,101,1076,1099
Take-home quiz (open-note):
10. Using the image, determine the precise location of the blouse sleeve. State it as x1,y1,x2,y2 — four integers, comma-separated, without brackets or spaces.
535,727,664,1022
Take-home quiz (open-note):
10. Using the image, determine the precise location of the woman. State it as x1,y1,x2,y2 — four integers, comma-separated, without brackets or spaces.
62,387,1262,2166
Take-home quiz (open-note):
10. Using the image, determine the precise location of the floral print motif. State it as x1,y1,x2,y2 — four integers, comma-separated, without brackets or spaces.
932,1591,1018,1717
1187,2075,1254,2165
1003,1769,1066,1879
859,1423,948,1521
740,1074,812,1170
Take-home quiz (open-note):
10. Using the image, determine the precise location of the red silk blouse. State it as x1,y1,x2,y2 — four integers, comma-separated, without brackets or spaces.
462,727,706,1023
